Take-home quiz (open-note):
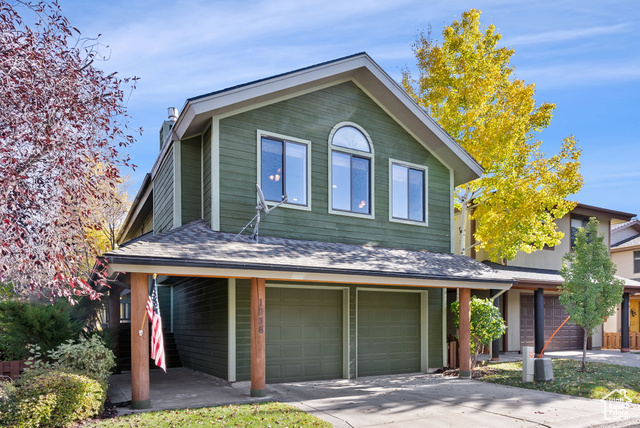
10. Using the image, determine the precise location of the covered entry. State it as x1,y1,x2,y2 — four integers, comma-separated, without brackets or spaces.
266,286,344,383
357,290,422,376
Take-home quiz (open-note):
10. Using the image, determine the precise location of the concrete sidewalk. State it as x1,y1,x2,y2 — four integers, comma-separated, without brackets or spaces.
108,369,640,427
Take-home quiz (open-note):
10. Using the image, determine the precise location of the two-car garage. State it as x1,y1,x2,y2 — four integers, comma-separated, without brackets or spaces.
265,286,426,383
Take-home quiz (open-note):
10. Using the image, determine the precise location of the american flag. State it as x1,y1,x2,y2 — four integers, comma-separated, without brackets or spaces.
146,278,166,372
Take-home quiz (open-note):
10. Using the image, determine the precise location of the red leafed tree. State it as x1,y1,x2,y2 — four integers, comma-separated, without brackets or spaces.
0,1,137,300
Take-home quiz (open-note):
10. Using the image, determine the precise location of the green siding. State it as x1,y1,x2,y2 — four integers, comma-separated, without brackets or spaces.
172,277,228,379
235,279,251,381
153,146,174,234
141,211,153,235
203,125,212,227
180,136,202,224
218,81,451,252
428,288,444,367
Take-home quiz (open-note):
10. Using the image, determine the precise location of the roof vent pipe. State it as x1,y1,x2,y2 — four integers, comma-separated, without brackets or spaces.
168,107,178,122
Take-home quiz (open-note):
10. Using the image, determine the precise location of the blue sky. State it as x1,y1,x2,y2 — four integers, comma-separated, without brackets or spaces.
60,0,640,217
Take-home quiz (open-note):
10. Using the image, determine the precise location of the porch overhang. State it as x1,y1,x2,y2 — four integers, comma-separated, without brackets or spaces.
106,259,512,290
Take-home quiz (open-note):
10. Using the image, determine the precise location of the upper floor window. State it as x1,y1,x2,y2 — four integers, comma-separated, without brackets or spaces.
329,123,373,217
390,160,428,225
570,215,589,247
634,250,640,273
258,131,310,209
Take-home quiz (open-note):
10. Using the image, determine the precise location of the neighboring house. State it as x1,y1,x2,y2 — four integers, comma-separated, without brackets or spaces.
606,220,640,342
457,203,640,357
102,53,513,409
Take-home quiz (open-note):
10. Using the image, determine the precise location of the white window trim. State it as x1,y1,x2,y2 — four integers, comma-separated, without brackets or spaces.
328,122,375,220
256,129,312,212
388,158,429,227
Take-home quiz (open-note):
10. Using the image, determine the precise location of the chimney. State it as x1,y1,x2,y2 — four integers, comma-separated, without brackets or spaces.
159,107,178,149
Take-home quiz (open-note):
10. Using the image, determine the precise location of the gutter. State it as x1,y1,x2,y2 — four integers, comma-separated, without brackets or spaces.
101,255,516,285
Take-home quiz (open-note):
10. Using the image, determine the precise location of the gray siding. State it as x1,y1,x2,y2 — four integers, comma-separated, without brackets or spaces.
153,146,174,234
203,125,212,227
180,136,202,224
218,81,451,252
172,277,228,379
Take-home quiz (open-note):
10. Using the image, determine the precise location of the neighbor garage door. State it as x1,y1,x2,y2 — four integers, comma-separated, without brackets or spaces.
266,287,343,383
521,294,583,351
358,290,421,377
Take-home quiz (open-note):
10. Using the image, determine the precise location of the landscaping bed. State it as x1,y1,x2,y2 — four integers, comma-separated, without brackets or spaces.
474,359,640,403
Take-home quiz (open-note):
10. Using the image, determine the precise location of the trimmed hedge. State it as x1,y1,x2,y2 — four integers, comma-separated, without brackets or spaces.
0,370,105,427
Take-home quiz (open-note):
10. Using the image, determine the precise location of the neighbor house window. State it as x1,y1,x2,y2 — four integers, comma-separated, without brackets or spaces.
329,123,373,216
570,215,589,247
259,131,310,208
390,160,427,224
635,250,640,273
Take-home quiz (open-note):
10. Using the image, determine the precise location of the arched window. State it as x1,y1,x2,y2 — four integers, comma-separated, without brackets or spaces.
329,123,373,216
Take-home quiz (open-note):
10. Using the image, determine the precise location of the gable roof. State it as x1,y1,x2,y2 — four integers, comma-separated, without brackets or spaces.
161,52,482,186
611,219,640,250
104,220,514,289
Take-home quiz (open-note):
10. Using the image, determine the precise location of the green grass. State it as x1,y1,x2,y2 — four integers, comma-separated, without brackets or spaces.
90,402,332,427
476,359,640,403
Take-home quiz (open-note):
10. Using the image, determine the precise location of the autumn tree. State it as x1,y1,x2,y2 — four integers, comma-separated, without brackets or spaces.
403,9,582,261
559,218,624,372
0,1,138,300
77,167,130,278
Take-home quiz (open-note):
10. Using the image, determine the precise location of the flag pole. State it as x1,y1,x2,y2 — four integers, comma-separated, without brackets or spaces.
138,274,157,336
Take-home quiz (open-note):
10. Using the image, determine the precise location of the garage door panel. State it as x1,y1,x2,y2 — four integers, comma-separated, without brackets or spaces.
358,291,421,377
266,287,343,383
520,295,583,351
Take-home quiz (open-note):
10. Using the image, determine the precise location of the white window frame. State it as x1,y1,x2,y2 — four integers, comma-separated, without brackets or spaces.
257,129,312,211
388,158,429,227
328,122,375,219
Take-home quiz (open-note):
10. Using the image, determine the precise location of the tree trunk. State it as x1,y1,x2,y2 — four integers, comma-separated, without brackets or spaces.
581,327,588,372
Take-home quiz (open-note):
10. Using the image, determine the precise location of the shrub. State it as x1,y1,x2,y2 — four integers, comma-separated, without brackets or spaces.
0,370,105,427
0,300,83,360
48,335,116,382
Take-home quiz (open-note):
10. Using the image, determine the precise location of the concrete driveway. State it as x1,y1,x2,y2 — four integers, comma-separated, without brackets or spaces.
108,369,640,427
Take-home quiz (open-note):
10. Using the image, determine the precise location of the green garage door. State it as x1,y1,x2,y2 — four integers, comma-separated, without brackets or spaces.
358,290,421,376
266,287,343,383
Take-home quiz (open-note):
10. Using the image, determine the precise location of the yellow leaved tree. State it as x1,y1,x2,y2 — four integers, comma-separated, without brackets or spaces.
403,9,583,261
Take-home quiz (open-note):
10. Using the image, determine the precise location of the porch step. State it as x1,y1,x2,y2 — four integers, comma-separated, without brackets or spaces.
117,325,182,371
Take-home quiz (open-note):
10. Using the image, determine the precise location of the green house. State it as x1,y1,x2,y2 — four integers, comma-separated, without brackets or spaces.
104,53,513,407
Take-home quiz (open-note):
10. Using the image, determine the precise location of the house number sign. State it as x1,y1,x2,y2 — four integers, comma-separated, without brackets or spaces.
258,297,264,334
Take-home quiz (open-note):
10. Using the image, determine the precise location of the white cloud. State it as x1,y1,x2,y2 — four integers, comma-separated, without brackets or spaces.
509,23,630,46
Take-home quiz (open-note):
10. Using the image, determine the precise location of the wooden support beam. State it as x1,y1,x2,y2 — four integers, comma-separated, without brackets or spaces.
458,288,471,378
250,277,266,397
130,272,150,409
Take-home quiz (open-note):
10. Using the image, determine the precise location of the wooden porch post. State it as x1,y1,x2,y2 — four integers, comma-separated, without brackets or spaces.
250,278,266,397
130,272,150,409
458,288,471,378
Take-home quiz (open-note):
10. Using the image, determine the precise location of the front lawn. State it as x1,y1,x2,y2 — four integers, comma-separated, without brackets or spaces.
89,402,332,427
476,359,640,403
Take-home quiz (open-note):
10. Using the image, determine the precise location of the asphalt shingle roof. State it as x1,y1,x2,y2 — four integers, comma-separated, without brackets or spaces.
106,220,513,284
484,262,640,288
